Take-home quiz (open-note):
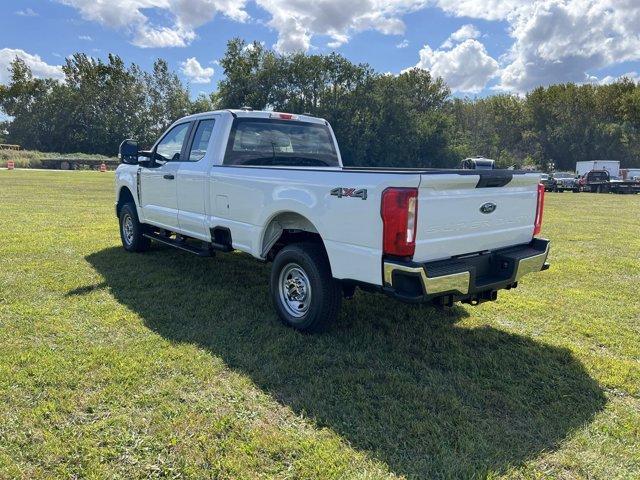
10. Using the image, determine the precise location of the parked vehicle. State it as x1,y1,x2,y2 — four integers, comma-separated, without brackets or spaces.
459,157,495,170
551,172,579,192
540,173,555,192
115,110,550,332
621,168,640,181
575,160,620,178
577,169,640,194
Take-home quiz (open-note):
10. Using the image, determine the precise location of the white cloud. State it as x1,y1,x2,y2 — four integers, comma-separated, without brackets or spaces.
0,49,64,84
441,24,480,48
430,0,528,22
16,8,38,17
56,0,249,48
54,0,640,93
594,71,640,85
327,34,349,49
396,39,410,48
133,26,196,48
180,57,214,84
78,35,92,41
401,0,640,93
56,0,423,52
410,39,499,93
496,0,640,92
256,0,425,53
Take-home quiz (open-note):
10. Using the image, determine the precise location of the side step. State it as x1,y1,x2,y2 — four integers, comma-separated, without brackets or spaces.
143,233,214,257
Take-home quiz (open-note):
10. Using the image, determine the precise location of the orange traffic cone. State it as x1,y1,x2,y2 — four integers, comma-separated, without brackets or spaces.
100,163,106,172
7,160,15,170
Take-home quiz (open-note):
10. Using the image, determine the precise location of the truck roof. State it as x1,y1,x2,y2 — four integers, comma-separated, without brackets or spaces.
178,109,328,125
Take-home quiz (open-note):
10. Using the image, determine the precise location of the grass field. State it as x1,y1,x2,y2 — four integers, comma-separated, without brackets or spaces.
0,170,638,479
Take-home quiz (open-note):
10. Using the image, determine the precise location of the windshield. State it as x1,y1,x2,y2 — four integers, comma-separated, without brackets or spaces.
224,118,339,167
554,173,573,179
588,171,608,181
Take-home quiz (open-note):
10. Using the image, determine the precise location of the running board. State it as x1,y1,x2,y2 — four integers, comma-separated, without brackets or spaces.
143,233,214,257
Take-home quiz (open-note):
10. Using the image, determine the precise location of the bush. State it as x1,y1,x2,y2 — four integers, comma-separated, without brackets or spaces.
0,149,115,169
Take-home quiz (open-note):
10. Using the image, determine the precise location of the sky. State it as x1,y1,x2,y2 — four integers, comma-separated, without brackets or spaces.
1,0,640,99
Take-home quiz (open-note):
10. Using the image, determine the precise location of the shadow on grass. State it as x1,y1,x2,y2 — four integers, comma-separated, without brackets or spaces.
83,246,606,478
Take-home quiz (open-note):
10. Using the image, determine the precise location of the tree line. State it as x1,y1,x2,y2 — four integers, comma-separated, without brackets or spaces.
2,38,640,171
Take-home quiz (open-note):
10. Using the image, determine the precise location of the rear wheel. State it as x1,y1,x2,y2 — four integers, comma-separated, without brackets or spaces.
119,202,150,252
270,242,342,332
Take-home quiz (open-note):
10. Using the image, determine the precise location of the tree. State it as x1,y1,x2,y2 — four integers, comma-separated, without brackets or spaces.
0,54,192,155
215,39,278,110
0,57,58,150
214,40,454,167
2,41,640,169
143,59,191,145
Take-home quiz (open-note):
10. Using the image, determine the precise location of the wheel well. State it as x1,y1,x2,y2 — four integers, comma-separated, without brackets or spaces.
116,187,135,217
262,212,326,261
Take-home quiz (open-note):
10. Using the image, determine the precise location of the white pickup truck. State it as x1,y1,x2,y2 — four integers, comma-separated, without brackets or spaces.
115,109,550,332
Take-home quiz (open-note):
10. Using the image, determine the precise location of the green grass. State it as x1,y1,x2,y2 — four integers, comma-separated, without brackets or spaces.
0,170,638,479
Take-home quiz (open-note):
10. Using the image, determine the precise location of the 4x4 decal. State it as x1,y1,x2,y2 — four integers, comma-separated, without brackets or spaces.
330,187,367,200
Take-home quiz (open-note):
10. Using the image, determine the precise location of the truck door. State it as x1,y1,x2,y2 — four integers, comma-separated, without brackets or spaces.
139,122,192,230
177,118,216,239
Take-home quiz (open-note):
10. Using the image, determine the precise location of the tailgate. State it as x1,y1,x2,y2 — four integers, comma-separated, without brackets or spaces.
413,171,541,262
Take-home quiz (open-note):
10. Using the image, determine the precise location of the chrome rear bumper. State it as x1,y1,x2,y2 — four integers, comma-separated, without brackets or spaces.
382,238,550,303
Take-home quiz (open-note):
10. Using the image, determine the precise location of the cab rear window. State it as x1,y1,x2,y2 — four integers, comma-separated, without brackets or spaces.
223,118,339,167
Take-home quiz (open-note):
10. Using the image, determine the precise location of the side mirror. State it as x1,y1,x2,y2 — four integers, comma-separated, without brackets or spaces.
119,139,139,164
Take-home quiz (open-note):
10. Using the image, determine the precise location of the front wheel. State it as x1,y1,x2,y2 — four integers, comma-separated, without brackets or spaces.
119,202,150,252
270,242,342,332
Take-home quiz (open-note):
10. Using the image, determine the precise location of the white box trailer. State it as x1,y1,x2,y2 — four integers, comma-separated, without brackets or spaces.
576,160,620,177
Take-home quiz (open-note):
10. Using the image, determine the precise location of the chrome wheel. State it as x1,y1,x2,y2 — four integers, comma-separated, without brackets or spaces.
122,213,135,246
278,263,312,318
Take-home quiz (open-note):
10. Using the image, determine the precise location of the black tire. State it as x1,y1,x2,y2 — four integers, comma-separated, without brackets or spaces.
119,202,150,252
270,242,342,333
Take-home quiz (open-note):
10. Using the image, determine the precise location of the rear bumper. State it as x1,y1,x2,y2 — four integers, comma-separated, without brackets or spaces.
382,238,550,304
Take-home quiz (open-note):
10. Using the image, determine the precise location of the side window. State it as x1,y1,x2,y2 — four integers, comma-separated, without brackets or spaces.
188,119,216,162
155,123,191,162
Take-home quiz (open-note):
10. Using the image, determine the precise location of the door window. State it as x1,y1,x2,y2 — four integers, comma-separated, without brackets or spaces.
156,123,190,162
188,119,216,162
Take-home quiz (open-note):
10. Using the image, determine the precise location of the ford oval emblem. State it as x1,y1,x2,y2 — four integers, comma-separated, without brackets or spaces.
480,202,497,214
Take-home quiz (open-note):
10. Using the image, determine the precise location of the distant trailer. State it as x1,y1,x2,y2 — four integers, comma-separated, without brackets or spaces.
578,169,640,194
575,160,620,177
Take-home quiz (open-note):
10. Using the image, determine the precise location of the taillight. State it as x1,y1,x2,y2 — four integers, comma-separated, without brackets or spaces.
533,183,545,236
381,188,418,257
269,112,297,120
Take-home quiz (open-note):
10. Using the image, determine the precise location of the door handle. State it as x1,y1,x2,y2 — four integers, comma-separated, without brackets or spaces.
163,174,175,180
